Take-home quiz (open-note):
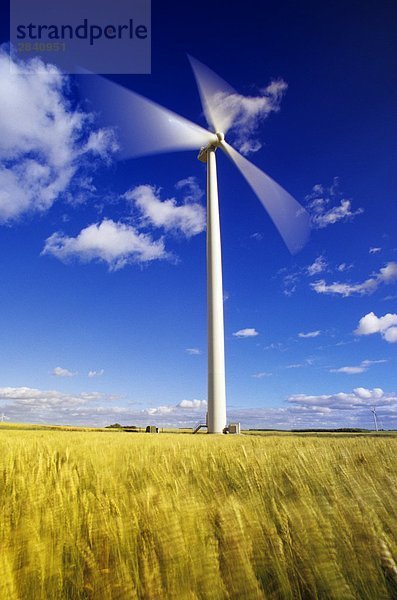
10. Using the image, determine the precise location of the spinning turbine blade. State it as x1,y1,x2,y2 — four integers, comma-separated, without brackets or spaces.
188,55,237,134
221,142,311,254
78,72,215,159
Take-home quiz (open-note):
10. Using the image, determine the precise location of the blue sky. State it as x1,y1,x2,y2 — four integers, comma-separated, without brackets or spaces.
0,0,396,429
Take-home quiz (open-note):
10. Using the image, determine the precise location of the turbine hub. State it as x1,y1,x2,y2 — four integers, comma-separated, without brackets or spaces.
197,132,225,162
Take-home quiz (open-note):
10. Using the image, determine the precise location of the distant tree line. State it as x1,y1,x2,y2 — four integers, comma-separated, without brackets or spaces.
249,428,377,433
106,423,139,429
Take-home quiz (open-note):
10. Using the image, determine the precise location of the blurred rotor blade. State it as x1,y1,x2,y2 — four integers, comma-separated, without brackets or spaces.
78,72,216,159
188,55,237,134
221,142,311,254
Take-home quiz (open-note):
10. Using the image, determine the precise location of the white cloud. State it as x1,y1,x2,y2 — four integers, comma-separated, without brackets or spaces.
82,129,118,161
307,256,328,276
264,342,286,351
177,399,207,409
384,327,397,343
252,372,272,378
125,183,205,238
355,312,397,335
369,247,381,254
280,256,328,296
355,312,397,343
238,140,262,155
88,369,104,378
311,199,363,228
146,399,207,416
329,361,386,375
337,263,354,272
174,177,204,203
226,387,397,429
52,366,77,378
311,262,397,297
146,405,175,416
0,49,116,223
217,79,288,155
0,385,141,426
42,219,167,270
185,348,201,355
0,386,103,409
361,359,388,367
286,358,315,369
378,262,397,282
2,385,396,430
281,272,300,296
288,387,394,409
330,366,365,374
280,256,356,297
298,330,321,339
358,387,384,399
233,328,259,338
305,178,363,229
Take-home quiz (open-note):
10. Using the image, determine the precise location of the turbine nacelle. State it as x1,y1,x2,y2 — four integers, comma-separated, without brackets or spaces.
197,131,225,163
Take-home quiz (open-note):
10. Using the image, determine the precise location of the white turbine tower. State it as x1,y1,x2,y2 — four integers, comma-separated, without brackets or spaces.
80,57,311,433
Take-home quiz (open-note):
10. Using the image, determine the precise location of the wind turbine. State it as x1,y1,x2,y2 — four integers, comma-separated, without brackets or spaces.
80,57,311,433
371,406,379,432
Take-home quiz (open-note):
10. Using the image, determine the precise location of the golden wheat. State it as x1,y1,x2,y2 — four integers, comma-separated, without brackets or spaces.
0,429,396,599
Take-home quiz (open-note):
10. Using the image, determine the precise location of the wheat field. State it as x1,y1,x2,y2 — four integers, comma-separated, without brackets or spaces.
0,428,396,599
